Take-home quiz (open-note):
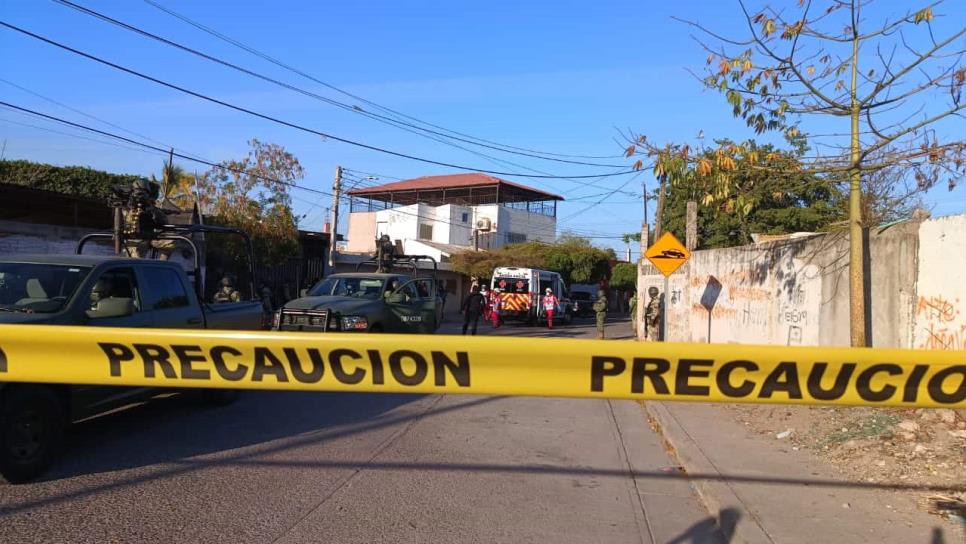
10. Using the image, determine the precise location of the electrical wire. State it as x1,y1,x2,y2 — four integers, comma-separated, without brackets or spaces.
0,113,165,157
52,0,634,198
55,0,627,169
1,22,639,180
2,100,636,241
140,0,626,162
0,76,205,162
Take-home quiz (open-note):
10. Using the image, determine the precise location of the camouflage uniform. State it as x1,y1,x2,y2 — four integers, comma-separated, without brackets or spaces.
645,286,663,341
213,277,241,303
593,293,608,339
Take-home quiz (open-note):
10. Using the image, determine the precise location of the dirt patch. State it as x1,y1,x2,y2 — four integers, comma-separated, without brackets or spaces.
726,405,966,523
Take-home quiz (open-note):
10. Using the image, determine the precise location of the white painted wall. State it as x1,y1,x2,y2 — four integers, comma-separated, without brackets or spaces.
641,249,824,346
498,206,556,245
914,214,966,350
346,202,556,251
345,212,376,252
637,215,966,350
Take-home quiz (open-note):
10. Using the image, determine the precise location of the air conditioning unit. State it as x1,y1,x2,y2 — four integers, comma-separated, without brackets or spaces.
475,217,492,231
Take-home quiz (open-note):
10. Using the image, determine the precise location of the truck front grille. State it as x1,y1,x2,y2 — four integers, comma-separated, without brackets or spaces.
276,309,330,332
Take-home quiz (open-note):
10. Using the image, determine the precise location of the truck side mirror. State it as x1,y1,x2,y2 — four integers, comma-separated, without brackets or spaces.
86,298,135,319
387,293,408,304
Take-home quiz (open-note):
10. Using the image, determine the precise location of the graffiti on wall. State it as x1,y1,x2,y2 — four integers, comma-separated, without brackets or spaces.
670,258,821,345
916,294,965,350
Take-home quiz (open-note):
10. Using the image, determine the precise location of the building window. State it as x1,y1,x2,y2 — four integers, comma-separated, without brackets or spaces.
418,223,433,240
506,232,527,244
461,212,469,223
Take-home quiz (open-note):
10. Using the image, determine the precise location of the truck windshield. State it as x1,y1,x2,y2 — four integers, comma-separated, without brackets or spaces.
308,277,387,299
494,277,529,294
0,263,91,313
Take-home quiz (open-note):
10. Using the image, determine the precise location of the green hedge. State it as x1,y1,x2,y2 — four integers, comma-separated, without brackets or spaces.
0,159,150,201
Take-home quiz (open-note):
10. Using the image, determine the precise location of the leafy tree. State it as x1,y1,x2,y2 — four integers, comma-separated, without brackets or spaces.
0,159,145,201
196,138,304,265
626,1,965,346
545,235,615,285
621,232,642,259
660,140,846,248
451,236,614,286
609,262,637,292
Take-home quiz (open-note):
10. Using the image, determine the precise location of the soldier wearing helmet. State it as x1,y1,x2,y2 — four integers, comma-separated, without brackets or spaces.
213,276,241,303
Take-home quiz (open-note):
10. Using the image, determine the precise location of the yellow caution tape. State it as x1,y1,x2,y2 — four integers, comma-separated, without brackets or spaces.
0,324,963,408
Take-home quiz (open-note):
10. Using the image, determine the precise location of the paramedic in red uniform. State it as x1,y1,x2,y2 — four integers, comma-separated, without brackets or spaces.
490,288,502,328
542,288,559,329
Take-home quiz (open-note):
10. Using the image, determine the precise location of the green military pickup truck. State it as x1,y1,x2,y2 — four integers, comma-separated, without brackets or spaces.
275,257,442,334
0,225,264,483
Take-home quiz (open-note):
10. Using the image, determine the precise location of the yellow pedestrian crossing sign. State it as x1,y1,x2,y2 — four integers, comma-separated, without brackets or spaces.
645,232,691,277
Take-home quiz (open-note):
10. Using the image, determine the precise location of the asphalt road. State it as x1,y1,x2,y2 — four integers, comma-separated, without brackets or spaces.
0,316,726,543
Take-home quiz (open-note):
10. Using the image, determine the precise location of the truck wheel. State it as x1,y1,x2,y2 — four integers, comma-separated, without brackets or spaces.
0,385,65,484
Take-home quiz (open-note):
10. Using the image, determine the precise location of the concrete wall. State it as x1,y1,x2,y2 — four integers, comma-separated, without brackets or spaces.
345,212,377,252
914,215,966,350
637,217,942,349
0,219,113,256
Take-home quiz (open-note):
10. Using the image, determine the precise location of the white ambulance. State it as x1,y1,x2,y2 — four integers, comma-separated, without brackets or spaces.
490,267,573,325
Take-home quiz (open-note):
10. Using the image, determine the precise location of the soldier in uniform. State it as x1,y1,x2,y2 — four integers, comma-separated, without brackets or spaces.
89,278,113,310
644,286,663,341
593,291,608,339
213,277,241,303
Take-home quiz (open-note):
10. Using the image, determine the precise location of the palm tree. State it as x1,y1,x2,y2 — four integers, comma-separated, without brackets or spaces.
155,150,196,211
621,232,641,262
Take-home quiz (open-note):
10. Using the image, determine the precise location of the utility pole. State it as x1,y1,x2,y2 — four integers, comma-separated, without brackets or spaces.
685,201,697,251
327,165,342,273
637,180,650,340
653,175,666,240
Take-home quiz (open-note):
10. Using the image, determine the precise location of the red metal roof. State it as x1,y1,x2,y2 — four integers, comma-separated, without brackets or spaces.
346,173,564,201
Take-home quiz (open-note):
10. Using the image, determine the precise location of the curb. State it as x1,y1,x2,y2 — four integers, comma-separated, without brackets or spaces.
643,401,774,544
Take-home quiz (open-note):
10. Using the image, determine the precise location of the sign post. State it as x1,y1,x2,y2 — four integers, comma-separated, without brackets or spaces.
644,232,691,341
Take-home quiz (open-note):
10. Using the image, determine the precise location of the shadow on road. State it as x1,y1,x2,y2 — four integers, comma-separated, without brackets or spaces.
0,395,503,516
666,507,739,544
174,458,965,493
46,390,422,482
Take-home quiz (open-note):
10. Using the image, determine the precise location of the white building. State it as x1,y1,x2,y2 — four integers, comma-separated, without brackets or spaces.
345,173,563,262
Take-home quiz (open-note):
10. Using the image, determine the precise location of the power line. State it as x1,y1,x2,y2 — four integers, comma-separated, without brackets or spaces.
51,0,632,197
341,168,402,181
0,100,335,197
0,76,206,163
55,0,626,169
0,113,165,157
3,100,635,241
2,21,638,181
0,101,546,236
140,0,625,162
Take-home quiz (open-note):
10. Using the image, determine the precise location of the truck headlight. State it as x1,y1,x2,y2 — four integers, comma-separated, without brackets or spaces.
341,316,368,331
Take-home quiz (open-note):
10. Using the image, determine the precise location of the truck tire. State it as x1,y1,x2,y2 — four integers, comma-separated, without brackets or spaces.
0,385,65,484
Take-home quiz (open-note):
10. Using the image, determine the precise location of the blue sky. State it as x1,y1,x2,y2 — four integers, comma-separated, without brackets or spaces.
2,0,964,256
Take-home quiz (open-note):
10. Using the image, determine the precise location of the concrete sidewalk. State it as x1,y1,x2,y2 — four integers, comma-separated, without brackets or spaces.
645,402,962,544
